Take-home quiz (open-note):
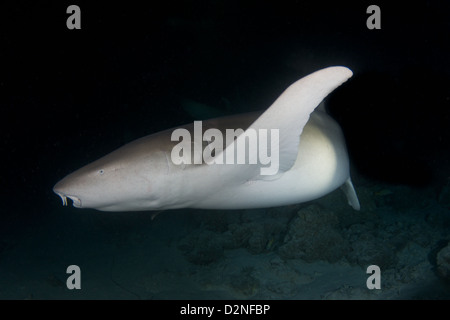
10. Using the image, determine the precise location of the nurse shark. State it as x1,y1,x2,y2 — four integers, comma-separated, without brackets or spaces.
54,66,360,212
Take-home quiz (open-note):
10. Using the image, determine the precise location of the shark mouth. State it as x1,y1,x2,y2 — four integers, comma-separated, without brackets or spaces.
56,193,82,208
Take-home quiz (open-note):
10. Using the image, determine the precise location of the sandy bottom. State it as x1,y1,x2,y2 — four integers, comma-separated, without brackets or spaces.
1,179,450,299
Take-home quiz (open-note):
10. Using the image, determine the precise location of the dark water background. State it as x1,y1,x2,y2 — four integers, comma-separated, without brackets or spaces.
1,1,449,299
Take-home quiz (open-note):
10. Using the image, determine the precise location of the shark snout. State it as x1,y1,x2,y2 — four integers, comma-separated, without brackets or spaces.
54,191,82,207
53,181,82,208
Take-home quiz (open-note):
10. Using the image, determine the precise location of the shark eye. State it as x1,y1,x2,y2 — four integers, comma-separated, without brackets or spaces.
99,169,105,175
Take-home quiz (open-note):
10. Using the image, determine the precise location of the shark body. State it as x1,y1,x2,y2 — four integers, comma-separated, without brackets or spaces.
53,66,360,212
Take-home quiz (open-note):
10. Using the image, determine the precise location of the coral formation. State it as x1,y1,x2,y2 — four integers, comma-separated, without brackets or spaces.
173,183,450,298
229,266,260,297
278,205,349,263
178,230,231,265
436,242,450,281
438,181,450,208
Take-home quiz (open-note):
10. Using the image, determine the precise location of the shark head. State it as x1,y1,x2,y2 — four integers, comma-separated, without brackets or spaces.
53,159,124,210
53,137,171,211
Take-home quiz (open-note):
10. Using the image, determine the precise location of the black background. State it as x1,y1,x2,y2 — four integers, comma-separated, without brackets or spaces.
1,1,449,219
